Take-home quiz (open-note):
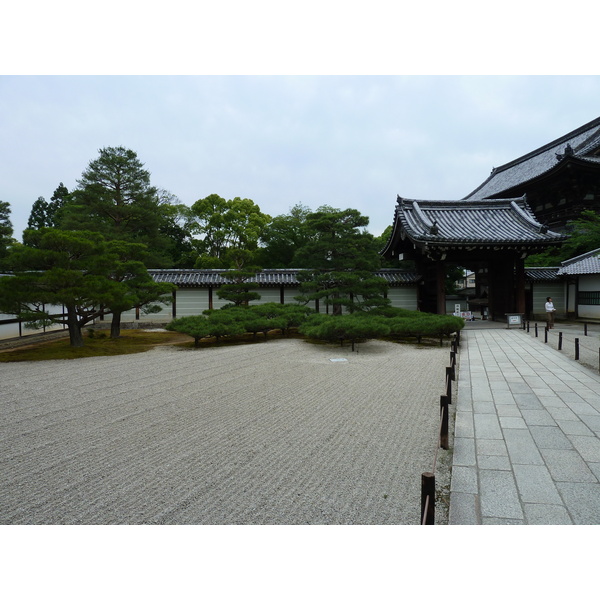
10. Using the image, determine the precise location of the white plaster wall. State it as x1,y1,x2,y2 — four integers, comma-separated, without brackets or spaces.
387,287,418,310
254,288,280,304
577,275,600,319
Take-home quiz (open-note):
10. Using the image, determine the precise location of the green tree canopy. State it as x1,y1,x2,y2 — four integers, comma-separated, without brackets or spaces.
26,184,71,234
27,196,51,230
185,194,271,267
0,229,173,347
293,207,390,314
299,313,391,351
526,210,600,267
254,203,313,268
0,201,14,265
59,147,174,267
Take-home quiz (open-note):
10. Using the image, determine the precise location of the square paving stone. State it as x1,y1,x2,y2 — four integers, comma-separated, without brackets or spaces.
540,448,597,483
496,405,522,417
577,414,600,433
479,470,524,520
556,420,593,436
521,410,557,427
524,503,573,525
555,482,600,524
513,394,544,410
450,465,478,494
513,464,563,504
586,462,600,482
528,425,573,450
537,395,566,407
547,406,578,421
454,410,474,438
477,439,508,456
567,435,600,463
474,413,503,440
449,492,479,525
473,402,497,414
503,429,544,465
492,391,517,405
509,383,532,394
481,517,524,525
453,437,476,467
500,416,528,429
478,455,512,470
564,401,600,416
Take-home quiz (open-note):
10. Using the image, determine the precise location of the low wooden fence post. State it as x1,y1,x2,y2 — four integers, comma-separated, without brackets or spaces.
421,472,435,525
440,395,449,450
446,367,453,401
535,323,538,337
575,338,580,361
558,331,563,350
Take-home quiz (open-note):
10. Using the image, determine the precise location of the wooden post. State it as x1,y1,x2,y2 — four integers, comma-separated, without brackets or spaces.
575,338,580,360
584,323,588,336
558,331,563,350
421,472,435,525
527,320,530,333
446,366,453,401
535,323,538,337
436,262,446,316
544,327,548,343
440,395,449,450
515,257,526,314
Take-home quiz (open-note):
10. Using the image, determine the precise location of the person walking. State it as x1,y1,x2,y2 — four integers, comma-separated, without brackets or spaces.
545,296,556,329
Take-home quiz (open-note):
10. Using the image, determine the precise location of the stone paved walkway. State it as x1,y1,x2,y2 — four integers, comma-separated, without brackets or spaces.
450,324,600,524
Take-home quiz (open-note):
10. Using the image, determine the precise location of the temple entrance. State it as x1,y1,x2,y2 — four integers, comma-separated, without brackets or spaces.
381,197,564,321
416,252,526,320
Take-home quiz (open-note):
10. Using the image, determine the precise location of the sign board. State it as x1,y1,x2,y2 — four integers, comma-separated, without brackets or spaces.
506,313,523,328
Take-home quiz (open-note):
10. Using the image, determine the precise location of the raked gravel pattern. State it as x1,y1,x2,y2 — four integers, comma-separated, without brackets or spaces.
1,338,450,524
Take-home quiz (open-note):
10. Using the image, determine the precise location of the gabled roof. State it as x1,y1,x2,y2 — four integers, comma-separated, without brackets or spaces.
148,268,421,287
390,195,566,250
464,116,600,200
525,267,560,281
557,248,600,275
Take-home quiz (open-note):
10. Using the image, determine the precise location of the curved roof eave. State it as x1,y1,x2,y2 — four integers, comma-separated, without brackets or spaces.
394,196,567,247
473,155,600,201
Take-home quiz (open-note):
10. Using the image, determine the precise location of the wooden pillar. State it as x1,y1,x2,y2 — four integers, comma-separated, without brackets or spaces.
436,261,446,315
515,257,526,314
208,287,214,310
172,290,177,318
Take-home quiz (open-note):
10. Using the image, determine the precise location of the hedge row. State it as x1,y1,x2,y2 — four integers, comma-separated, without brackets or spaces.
166,304,465,348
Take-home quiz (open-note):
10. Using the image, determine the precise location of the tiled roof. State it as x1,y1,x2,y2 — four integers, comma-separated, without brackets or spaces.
557,248,600,275
525,267,560,281
464,116,600,200
394,196,566,247
148,268,420,287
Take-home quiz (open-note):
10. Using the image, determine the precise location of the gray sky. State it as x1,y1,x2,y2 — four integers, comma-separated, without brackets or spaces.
2,75,599,242
2,4,599,247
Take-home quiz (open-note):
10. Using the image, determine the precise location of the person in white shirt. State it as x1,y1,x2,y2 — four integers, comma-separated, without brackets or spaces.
545,297,556,329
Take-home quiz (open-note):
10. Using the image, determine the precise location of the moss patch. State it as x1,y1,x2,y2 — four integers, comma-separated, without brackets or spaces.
0,330,190,362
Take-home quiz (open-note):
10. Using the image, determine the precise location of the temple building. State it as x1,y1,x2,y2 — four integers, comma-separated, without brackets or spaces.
381,116,600,320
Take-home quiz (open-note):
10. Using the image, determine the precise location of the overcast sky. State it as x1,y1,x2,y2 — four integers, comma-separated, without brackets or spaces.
2,75,599,242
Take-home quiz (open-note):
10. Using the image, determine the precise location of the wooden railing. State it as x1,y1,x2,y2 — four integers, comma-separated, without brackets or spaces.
421,331,459,525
